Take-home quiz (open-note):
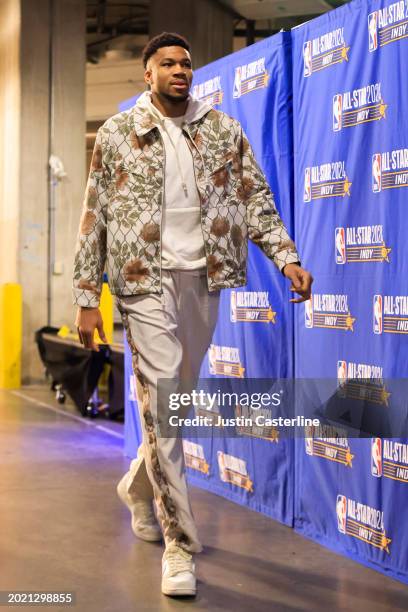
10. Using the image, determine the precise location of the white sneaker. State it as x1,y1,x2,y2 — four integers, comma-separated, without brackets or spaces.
161,544,196,597
116,473,162,542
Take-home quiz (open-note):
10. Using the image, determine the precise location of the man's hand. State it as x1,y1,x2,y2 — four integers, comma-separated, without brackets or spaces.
75,307,108,351
282,263,313,303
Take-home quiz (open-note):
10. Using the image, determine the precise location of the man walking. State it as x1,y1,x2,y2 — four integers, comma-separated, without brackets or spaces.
73,32,312,597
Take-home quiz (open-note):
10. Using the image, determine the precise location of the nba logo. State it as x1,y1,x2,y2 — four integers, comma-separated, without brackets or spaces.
337,360,347,384
230,291,237,323
337,360,347,396
217,451,228,482
336,495,347,534
129,374,138,402
372,154,382,192
305,300,313,328
208,344,217,375
368,12,378,52
305,437,314,455
371,438,383,477
373,294,383,334
303,41,312,77
233,66,242,99
335,227,346,264
304,167,311,202
333,94,342,132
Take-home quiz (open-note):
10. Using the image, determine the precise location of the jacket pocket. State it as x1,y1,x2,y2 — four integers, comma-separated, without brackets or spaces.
208,157,237,203
209,154,234,177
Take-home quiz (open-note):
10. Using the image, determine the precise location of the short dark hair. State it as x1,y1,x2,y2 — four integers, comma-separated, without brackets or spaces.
142,32,191,68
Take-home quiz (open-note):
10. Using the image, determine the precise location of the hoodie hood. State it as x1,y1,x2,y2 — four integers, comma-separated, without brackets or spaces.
133,90,213,136
133,90,213,199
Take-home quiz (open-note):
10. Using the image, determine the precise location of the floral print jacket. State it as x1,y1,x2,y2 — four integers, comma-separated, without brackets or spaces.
73,101,300,307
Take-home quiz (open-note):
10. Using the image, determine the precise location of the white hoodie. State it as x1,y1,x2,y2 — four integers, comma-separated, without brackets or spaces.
135,91,213,270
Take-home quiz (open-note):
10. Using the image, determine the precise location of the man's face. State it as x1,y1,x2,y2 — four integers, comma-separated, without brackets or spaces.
145,46,193,102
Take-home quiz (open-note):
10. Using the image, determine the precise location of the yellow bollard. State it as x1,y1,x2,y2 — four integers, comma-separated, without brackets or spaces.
96,281,113,345
96,282,113,395
0,283,22,389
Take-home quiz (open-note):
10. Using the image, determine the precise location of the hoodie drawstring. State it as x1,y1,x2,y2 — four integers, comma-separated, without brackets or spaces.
183,125,207,184
146,103,189,197
137,91,212,198
162,118,189,197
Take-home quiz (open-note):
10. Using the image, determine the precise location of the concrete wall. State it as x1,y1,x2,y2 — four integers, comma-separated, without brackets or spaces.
18,0,51,383
0,0,20,285
20,0,86,383
49,0,86,334
149,0,233,68
86,56,146,121
0,0,86,383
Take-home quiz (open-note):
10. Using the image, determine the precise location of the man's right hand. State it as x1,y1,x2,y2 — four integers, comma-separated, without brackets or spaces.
75,307,108,351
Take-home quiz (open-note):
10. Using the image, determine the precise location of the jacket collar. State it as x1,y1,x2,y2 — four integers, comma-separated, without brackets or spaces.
132,90,212,139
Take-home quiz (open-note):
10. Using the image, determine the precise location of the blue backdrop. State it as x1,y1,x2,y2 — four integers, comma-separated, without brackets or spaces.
183,32,297,527
292,0,408,585
121,0,408,585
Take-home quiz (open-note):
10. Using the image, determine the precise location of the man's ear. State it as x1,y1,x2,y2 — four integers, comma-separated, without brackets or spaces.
144,68,152,89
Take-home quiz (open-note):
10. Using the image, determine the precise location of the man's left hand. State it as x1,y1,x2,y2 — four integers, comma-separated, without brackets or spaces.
282,263,313,303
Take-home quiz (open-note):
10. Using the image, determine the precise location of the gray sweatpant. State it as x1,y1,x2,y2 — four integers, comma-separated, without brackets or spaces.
116,269,220,553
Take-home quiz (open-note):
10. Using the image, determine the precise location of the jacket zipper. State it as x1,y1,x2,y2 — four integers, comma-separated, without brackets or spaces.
183,125,210,290
156,129,166,294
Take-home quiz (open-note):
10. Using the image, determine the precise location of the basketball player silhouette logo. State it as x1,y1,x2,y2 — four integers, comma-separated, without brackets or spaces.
371,438,382,477
373,295,383,334
304,167,311,202
333,94,343,131
368,12,378,52
336,495,347,534
303,41,313,77
233,66,242,99
335,227,346,264
372,154,382,192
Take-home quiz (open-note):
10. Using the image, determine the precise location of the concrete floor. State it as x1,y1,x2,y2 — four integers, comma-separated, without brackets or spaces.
1,387,407,612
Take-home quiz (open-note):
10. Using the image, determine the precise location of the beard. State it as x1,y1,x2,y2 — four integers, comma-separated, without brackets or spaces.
161,90,189,103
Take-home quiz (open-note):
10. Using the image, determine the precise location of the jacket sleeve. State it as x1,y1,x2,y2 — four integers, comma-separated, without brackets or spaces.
72,128,109,307
237,125,301,273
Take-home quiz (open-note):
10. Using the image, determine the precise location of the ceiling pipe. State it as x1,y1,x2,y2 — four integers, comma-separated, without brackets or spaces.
97,0,106,33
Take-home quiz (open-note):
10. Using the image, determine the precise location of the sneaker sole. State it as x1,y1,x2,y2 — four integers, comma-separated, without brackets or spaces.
117,476,162,542
162,587,196,597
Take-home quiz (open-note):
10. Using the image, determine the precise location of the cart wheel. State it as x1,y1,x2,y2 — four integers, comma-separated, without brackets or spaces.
56,390,66,404
98,403,110,419
86,402,99,419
